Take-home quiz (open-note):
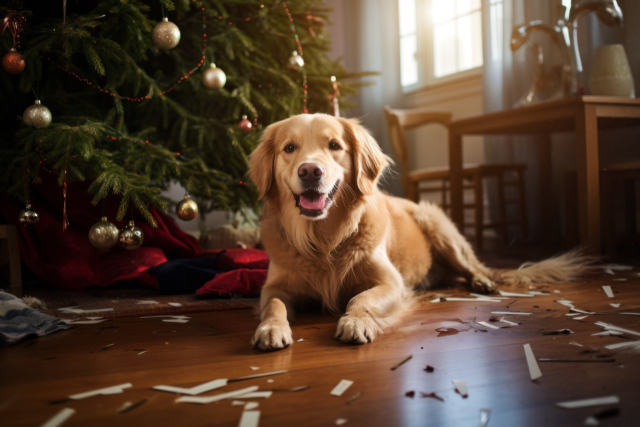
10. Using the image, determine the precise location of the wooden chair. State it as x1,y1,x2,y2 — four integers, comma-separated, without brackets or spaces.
384,106,529,251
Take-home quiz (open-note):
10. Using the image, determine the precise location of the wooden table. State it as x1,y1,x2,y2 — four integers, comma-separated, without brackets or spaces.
448,96,640,252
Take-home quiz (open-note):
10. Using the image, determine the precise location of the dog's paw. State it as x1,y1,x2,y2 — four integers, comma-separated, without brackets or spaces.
471,274,497,294
334,314,383,344
251,320,293,351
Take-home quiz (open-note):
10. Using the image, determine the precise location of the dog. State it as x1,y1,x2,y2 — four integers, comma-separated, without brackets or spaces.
248,113,588,351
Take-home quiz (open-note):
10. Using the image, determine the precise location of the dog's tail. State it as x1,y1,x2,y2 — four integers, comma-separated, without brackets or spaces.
493,248,595,286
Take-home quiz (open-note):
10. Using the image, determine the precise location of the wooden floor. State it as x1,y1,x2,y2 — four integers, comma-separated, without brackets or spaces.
2,268,640,427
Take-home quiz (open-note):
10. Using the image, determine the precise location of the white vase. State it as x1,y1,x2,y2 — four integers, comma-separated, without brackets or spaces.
589,44,635,97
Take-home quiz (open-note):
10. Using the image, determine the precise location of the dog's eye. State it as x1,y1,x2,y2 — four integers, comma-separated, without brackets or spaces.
284,143,295,153
329,140,341,150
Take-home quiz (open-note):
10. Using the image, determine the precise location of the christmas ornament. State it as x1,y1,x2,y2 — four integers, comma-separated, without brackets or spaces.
175,194,198,221
88,216,120,250
288,51,304,71
2,48,25,74
18,204,39,227
119,220,144,250
152,18,181,50
239,115,252,133
202,63,226,89
23,100,52,128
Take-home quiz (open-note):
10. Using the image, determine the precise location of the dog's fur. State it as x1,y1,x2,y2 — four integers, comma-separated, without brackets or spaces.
248,114,590,350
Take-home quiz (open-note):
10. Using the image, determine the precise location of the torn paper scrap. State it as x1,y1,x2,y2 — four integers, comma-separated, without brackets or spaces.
556,396,619,409
250,367,260,371
584,416,598,426
620,313,640,316
140,315,191,319
177,386,258,404
573,316,589,321
231,401,245,406
479,409,491,427
499,290,534,297
476,321,499,330
613,278,627,282
595,321,640,337
524,344,542,381
167,302,182,307
59,308,113,314
267,380,274,383
162,319,190,323
451,380,468,398
238,410,260,427
230,371,288,382
137,351,147,355
41,408,76,427
610,304,621,308
469,293,508,300
566,313,581,317
591,331,622,336
118,398,148,414
235,392,272,399
554,290,561,293
135,300,159,305
245,402,259,410
500,318,519,326
569,341,583,347
69,319,109,325
491,311,531,315
528,291,551,296
330,380,353,397
87,317,103,320
335,419,348,425
431,297,502,303
69,383,132,400
604,341,640,351
602,286,614,298
154,379,228,395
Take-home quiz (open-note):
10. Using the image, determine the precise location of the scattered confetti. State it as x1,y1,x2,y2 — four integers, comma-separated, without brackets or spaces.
330,380,353,397
524,344,542,381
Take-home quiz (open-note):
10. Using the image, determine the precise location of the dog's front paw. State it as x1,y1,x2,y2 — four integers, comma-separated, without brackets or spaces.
334,314,383,344
251,320,293,351
471,274,497,294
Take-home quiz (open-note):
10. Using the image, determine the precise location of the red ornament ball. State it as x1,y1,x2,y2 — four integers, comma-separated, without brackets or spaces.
239,115,252,133
2,50,25,74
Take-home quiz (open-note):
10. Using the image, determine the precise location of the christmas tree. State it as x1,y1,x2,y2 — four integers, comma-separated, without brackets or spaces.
0,0,370,227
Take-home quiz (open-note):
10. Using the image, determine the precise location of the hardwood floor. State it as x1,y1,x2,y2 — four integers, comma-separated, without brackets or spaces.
1,268,639,427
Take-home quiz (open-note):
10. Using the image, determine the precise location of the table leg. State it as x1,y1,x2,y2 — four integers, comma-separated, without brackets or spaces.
449,132,464,230
538,134,554,242
575,104,601,253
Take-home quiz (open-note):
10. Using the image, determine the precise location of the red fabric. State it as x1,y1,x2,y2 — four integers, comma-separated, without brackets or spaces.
196,268,267,297
0,170,201,291
217,248,270,270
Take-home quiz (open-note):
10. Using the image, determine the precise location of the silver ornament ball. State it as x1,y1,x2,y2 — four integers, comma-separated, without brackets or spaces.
88,216,120,250
288,51,304,71
119,220,144,250
152,18,181,50
19,204,40,227
202,63,226,89
23,100,52,128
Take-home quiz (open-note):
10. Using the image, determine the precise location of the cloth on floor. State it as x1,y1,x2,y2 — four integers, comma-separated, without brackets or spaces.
196,269,267,298
0,291,72,347
142,255,223,294
0,170,201,291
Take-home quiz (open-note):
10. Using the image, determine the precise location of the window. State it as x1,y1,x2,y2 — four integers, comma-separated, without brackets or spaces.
398,0,484,90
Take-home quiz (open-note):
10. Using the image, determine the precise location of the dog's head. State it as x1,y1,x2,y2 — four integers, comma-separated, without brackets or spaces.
249,114,389,220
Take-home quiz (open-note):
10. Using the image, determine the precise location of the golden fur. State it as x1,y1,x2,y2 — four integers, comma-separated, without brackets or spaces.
248,114,590,350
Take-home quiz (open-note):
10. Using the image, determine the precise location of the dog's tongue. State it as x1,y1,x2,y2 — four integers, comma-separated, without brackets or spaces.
299,192,326,210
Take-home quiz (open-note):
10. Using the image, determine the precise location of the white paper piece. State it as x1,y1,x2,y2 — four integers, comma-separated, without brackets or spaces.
610,304,621,308
69,383,132,400
584,416,599,426
335,419,348,426
500,318,519,326
245,402,259,410
476,321,499,330
556,395,619,409
238,410,260,427
250,367,260,371
554,290,561,293
135,300,159,305
431,297,502,303
234,391,272,399
604,269,615,275
232,371,288,381
177,386,259,404
69,319,109,324
479,409,491,427
569,341,583,347
573,316,589,320
266,380,274,383
137,351,147,355
154,379,228,395
523,344,542,381
469,293,508,300
596,321,640,337
491,311,532,315
571,308,595,315
528,291,550,296
566,313,581,317
613,278,627,282
604,341,640,350
451,380,468,397
592,264,632,271
499,290,534,297
86,317,103,320
40,408,76,427
330,380,353,397
297,338,304,342
163,319,190,323
140,315,191,319
602,286,614,298
591,331,622,336
557,300,574,306
167,302,182,307
59,308,113,314
57,306,80,311
620,313,640,316
231,401,246,406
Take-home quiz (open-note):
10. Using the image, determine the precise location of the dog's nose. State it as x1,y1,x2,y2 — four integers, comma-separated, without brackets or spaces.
297,163,324,182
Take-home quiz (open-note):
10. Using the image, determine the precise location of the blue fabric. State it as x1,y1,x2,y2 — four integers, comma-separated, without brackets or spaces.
0,291,72,347
145,255,223,294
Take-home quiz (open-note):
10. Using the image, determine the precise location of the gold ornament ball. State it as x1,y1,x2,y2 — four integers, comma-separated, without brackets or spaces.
19,204,40,227
119,221,144,250
202,63,226,89
176,195,198,221
288,51,304,71
23,100,52,128
239,115,253,133
2,49,26,74
152,18,181,50
88,216,120,250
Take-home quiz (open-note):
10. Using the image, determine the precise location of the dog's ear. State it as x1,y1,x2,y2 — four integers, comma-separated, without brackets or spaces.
339,118,389,196
249,122,281,200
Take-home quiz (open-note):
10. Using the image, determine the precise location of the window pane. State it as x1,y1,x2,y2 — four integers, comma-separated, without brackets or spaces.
432,1,455,24
457,0,480,14
400,35,419,86
434,21,457,77
457,11,483,71
490,1,503,61
398,0,416,37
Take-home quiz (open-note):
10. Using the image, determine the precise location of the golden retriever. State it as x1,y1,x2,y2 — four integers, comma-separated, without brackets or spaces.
248,113,588,350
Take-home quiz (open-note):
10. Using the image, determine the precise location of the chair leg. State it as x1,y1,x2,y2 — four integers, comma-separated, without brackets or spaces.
474,173,484,252
496,172,509,244
516,169,529,242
